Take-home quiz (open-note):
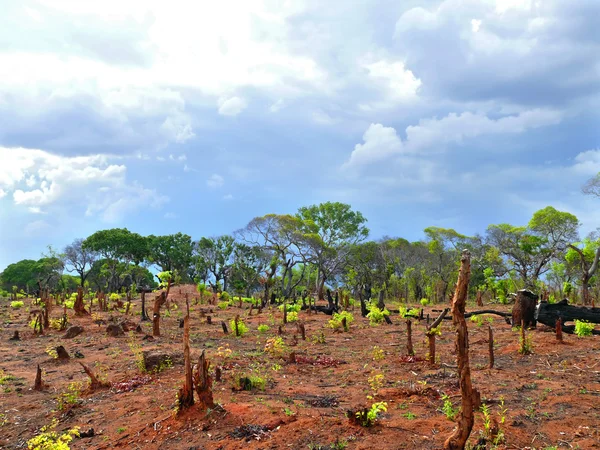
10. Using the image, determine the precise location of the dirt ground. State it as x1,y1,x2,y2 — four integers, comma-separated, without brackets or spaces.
1,285,600,450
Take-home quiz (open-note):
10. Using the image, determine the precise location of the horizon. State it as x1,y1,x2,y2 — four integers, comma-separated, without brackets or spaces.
1,0,599,271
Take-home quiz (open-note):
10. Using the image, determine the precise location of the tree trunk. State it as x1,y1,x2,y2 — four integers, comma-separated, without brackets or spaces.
193,350,215,410
444,250,478,450
512,289,538,328
406,320,414,356
488,325,494,369
177,315,194,412
141,291,149,321
34,365,43,391
153,291,167,337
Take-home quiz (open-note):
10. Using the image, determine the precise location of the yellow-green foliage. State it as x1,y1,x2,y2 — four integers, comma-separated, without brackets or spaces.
328,311,354,331
257,324,270,333
27,419,79,450
10,300,24,309
218,301,229,310
367,305,389,325
574,320,595,337
279,303,301,313
287,311,299,322
264,337,286,356
229,317,249,337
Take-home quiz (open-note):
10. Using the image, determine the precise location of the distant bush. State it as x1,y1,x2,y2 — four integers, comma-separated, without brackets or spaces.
10,301,24,309
220,291,230,302
218,301,229,310
329,311,355,331
287,311,299,322
279,303,301,313
420,298,430,306
109,293,121,302
257,324,270,333
229,317,249,337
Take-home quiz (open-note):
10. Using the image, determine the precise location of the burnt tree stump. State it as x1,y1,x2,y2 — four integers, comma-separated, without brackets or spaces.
512,289,538,328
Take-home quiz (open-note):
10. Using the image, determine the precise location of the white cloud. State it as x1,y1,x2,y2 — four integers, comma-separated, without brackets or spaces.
344,109,562,170
0,147,167,221
0,189,6,198
471,19,482,33
269,99,284,113
207,174,224,189
223,194,234,200
363,59,421,101
218,96,247,116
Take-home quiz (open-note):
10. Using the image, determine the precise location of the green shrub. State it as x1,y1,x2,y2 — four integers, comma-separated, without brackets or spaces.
352,402,388,427
279,303,301,313
27,418,79,450
574,320,595,337
398,306,419,318
220,291,230,302
420,298,430,306
257,324,270,333
109,293,121,302
10,300,24,309
329,311,355,331
287,311,299,322
367,306,389,326
218,301,229,310
230,317,249,337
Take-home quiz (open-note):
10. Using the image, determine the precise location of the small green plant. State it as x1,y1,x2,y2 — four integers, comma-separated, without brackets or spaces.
403,411,416,420
371,345,385,361
220,291,230,302
56,382,82,411
366,305,390,325
236,374,266,391
218,301,229,310
398,306,419,318
264,337,286,356
353,401,388,427
368,372,384,397
117,427,126,433
283,407,295,416
420,298,430,306
470,315,484,327
10,300,24,309
441,394,458,421
27,418,79,450
328,311,355,331
230,317,249,337
279,303,301,313
574,320,595,337
45,346,58,359
287,311,299,322
257,324,270,333
311,331,326,344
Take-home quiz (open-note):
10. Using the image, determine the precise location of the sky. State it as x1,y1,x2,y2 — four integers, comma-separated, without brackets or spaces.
0,0,599,271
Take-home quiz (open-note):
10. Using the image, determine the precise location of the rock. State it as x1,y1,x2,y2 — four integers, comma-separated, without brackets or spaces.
63,326,84,339
79,428,95,438
106,324,124,337
142,350,183,371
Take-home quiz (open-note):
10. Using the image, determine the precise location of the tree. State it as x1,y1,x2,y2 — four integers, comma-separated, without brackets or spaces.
296,202,369,300
582,172,600,197
193,235,236,292
64,238,97,287
230,244,271,297
487,207,579,288
147,233,194,282
0,259,38,292
566,237,600,304
237,214,308,300
83,228,149,292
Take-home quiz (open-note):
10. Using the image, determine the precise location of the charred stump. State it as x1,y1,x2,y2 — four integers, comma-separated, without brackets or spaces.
80,362,107,391
406,320,414,356
34,365,43,390
512,289,538,328
193,350,215,410
488,325,494,369
177,315,194,412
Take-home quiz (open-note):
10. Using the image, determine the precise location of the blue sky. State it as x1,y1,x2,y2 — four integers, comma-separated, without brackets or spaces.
0,0,599,270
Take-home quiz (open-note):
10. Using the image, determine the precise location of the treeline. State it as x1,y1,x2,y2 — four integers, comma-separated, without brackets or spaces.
1,202,599,305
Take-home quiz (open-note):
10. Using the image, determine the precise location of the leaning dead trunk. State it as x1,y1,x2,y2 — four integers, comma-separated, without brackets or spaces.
444,250,478,450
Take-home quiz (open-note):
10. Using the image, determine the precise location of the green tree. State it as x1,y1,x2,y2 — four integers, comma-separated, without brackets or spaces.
296,202,369,300
566,237,600,304
147,233,194,282
193,235,236,292
64,238,97,287
487,207,579,288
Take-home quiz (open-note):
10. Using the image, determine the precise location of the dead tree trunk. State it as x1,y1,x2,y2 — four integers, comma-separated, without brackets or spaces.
34,365,43,390
152,291,167,337
444,250,479,450
426,308,448,365
193,350,215,410
406,320,414,356
512,289,538,328
537,300,600,334
568,244,600,305
476,290,483,307
79,362,107,391
488,325,494,369
74,286,88,315
377,290,385,310
556,317,563,342
140,291,149,321
177,315,194,412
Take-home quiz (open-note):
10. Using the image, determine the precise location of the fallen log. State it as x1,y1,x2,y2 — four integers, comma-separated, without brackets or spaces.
536,300,600,334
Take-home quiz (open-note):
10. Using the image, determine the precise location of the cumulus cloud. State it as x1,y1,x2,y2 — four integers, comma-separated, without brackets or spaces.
0,147,167,222
344,109,562,170
207,174,225,189
218,96,247,116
